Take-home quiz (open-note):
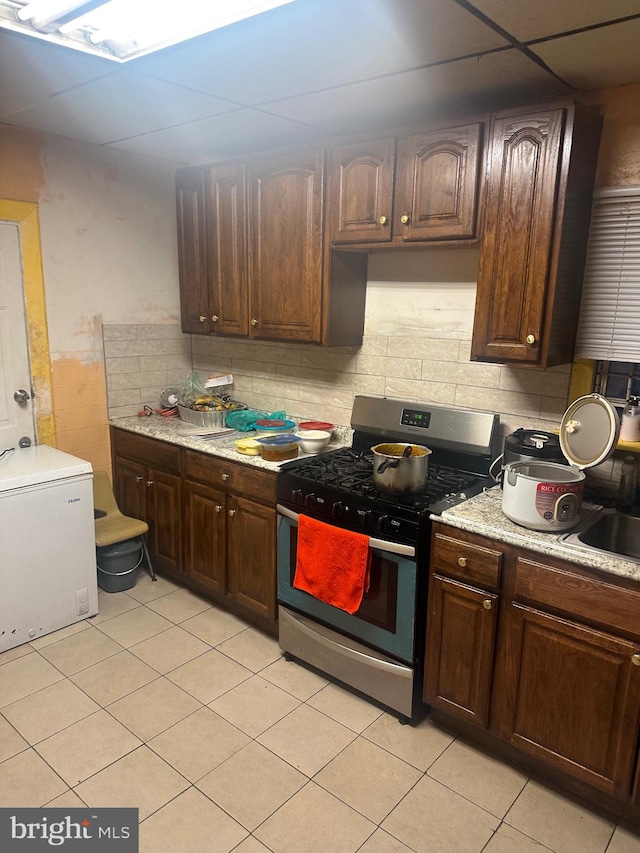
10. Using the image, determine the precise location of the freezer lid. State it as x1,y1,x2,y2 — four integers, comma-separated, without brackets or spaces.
0,445,92,491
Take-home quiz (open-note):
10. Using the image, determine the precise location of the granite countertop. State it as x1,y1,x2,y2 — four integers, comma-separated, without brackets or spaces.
436,486,640,583
110,415,353,473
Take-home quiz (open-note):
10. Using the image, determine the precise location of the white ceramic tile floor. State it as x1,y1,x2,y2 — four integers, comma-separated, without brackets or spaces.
0,571,638,853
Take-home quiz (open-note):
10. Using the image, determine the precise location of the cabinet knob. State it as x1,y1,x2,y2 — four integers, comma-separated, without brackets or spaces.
526,334,536,345
632,653,640,666
378,215,387,225
483,599,493,610
215,504,223,513
222,472,230,481
457,556,467,567
228,509,236,517
136,475,143,483
400,214,410,225
199,315,206,323
146,480,153,487
212,314,219,322
251,319,258,326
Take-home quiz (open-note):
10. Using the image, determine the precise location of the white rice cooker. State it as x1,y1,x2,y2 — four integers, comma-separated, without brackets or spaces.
501,394,620,532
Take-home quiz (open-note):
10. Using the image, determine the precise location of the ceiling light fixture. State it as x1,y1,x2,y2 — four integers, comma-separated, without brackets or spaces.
1,0,296,60
17,0,107,30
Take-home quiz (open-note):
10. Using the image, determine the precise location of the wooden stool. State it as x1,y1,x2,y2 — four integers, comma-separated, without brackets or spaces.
93,471,156,581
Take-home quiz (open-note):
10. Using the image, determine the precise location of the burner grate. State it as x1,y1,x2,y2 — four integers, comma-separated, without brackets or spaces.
282,447,487,512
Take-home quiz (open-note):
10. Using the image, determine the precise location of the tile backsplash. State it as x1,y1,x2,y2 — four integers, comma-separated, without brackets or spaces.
103,322,570,442
103,323,192,417
104,252,573,437
104,325,629,495
101,249,622,497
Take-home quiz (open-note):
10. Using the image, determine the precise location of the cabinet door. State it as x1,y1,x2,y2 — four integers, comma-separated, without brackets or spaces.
471,108,566,363
176,168,210,335
329,139,395,244
226,495,276,622
147,468,182,574
207,163,249,337
183,480,226,596
250,150,324,342
396,123,482,241
113,457,147,525
502,603,640,797
424,574,498,728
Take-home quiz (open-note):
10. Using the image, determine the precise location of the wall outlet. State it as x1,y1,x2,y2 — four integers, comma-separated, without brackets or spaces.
76,587,89,616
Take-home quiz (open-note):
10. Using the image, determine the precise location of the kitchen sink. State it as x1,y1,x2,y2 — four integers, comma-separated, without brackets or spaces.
561,509,640,564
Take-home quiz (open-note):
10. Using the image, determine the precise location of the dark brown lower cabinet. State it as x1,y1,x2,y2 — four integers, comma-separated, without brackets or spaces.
425,521,640,826
502,603,640,798
182,480,225,597
226,495,277,622
424,575,498,728
182,449,277,629
112,433,182,575
111,427,278,631
182,483,277,624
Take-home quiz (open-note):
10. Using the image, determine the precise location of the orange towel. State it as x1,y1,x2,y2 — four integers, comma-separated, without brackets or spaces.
293,514,371,614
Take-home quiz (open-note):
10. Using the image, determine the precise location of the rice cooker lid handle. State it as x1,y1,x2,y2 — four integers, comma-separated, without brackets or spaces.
559,394,620,470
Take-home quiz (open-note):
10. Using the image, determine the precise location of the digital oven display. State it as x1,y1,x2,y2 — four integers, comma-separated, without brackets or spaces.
400,408,432,429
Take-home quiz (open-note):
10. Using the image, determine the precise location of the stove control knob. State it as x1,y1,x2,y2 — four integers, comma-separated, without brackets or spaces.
375,514,388,531
291,489,304,503
308,494,326,508
333,502,347,517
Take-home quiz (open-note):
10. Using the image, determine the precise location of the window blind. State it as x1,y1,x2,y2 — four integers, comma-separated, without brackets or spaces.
575,186,640,361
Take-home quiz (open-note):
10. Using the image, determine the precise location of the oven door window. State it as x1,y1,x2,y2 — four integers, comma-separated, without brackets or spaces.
277,515,416,664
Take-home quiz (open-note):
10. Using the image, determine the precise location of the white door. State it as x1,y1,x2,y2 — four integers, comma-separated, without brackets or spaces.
0,222,35,449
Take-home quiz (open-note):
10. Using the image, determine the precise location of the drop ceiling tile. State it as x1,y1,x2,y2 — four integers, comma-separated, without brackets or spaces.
467,0,640,42
263,49,569,137
1,71,239,145
0,30,112,117
107,109,333,164
135,0,508,106
531,19,640,89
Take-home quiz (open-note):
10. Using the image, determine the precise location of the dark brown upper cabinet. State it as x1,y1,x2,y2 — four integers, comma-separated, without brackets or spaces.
471,102,602,367
176,163,248,337
328,137,396,244
249,150,325,342
328,121,483,247
207,163,249,338
176,167,209,334
177,151,367,346
395,123,483,242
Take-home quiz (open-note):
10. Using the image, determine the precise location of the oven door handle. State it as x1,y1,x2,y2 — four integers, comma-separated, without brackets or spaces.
276,504,416,559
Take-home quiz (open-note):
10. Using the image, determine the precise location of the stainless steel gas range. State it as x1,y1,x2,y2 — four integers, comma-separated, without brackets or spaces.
276,395,500,722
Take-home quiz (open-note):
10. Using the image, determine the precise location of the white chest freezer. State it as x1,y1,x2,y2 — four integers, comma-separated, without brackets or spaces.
0,445,98,653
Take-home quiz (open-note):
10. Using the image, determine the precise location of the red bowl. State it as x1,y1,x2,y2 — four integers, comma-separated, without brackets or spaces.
298,420,335,432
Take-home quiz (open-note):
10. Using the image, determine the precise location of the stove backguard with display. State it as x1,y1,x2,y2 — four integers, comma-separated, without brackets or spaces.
276,395,500,721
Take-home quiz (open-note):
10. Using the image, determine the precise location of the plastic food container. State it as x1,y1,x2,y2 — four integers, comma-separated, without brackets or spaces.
256,434,300,461
235,438,262,456
254,418,296,436
298,420,335,434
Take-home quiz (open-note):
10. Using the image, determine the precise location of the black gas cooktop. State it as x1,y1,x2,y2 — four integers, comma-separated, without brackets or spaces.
277,445,492,544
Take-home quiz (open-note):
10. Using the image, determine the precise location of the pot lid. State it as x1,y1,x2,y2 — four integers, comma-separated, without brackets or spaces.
559,394,620,470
